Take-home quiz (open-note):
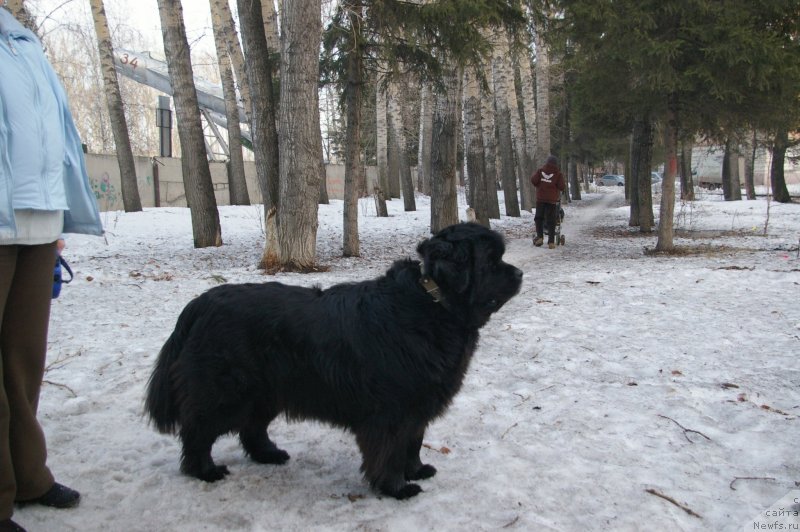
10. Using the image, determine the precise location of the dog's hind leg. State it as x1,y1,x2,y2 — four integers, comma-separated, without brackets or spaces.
179,424,229,482
404,426,437,481
240,415,290,465
356,426,422,499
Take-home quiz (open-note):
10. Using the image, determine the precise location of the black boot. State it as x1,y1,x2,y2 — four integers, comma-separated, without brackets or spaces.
17,483,80,509
0,518,26,532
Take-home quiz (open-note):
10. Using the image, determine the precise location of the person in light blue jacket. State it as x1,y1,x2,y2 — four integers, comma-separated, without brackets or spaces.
0,5,103,532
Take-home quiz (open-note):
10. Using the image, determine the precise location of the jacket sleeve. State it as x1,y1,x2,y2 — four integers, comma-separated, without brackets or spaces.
557,171,566,191
530,170,541,187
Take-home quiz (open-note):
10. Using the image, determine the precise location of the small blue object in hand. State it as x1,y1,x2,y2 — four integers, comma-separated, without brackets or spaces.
52,256,73,299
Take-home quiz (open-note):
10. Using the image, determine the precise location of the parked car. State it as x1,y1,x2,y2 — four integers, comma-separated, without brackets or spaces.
651,172,662,186
597,174,625,186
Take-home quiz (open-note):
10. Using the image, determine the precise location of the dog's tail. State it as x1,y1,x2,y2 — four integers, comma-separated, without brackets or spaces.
145,298,200,434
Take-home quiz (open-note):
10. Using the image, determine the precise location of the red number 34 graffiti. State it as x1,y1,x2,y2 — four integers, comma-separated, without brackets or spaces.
118,53,139,70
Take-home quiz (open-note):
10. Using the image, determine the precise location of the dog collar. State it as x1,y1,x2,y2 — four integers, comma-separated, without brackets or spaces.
418,263,448,307
419,275,443,303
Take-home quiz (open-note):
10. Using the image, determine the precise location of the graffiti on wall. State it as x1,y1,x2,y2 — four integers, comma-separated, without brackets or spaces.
90,172,119,209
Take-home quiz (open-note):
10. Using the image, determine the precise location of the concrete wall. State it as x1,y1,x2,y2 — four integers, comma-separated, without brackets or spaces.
85,155,378,211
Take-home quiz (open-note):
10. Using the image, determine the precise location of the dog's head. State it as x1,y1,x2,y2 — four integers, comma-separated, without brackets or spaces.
417,223,522,327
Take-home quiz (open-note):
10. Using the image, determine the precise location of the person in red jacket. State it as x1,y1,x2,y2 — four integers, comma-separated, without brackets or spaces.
530,155,566,248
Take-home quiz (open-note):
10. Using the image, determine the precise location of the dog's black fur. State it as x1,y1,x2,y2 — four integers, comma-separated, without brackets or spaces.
145,222,522,499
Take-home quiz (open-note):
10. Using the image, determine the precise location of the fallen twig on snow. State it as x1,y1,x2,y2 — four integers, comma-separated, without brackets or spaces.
657,414,712,443
42,380,77,397
729,476,776,491
645,488,702,518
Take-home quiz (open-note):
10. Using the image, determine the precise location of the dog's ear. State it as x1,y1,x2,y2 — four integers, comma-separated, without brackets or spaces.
417,238,471,294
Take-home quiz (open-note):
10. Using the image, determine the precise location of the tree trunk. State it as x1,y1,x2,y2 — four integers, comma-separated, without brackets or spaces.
505,35,531,211
430,63,460,234
388,82,415,211
629,126,641,227
209,0,249,205
743,129,757,200
277,0,321,270
771,126,793,203
491,30,520,217
387,113,400,198
262,0,280,54
5,0,38,33
217,0,251,120
375,68,390,212
342,2,362,257
679,138,695,201
156,0,221,248
568,158,580,200
417,84,433,195
462,66,490,227
722,137,742,201
655,95,678,252
517,22,537,209
238,0,280,266
635,118,654,232
480,78,501,219
533,25,551,170
90,0,142,213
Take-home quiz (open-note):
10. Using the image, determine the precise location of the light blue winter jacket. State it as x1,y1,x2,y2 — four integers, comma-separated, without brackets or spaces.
0,7,102,240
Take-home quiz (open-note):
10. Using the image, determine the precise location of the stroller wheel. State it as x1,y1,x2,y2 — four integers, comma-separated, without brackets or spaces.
560,235,566,246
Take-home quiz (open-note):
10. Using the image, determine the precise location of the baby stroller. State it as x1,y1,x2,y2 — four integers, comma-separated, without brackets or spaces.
553,201,566,246
532,201,566,247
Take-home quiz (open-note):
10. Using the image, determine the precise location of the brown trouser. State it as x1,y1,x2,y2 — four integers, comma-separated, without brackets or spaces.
0,242,57,520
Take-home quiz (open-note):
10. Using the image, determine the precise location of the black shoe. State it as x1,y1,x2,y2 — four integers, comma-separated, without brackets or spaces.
0,519,26,532
18,483,80,509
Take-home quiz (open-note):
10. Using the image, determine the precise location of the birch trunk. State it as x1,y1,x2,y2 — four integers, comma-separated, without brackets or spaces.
90,0,142,212
417,84,433,195
277,0,321,270
533,25,551,169
214,0,251,121
656,95,678,252
156,0,221,247
491,29,521,217
238,0,280,266
209,0,249,205
342,2,362,256
430,63,461,234
388,82,416,211
462,67,490,227
480,67,501,219
374,67,390,215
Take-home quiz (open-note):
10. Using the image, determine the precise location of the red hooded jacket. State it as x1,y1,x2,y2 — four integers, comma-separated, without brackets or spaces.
531,160,566,204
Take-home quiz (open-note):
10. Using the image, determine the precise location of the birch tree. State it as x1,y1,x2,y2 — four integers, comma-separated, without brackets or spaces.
89,0,142,212
388,80,416,211
277,0,322,270
417,84,433,195
491,29,521,217
156,0,221,248
462,66,490,226
209,0,249,205
430,63,460,233
238,0,280,266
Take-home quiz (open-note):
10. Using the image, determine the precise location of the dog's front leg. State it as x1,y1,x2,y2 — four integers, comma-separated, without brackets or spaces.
404,426,437,481
356,427,422,499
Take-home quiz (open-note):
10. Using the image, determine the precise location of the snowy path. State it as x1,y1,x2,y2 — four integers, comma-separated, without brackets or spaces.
12,191,799,532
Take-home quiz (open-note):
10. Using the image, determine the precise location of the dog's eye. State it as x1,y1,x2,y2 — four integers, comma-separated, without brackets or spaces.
487,299,498,308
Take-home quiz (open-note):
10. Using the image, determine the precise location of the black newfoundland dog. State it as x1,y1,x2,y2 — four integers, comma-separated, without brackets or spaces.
145,222,522,499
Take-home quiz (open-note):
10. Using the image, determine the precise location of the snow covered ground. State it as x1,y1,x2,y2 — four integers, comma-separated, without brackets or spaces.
13,187,800,531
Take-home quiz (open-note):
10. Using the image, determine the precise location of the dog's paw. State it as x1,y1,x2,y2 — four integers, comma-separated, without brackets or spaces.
198,464,230,482
407,464,437,480
250,448,290,465
392,483,423,500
